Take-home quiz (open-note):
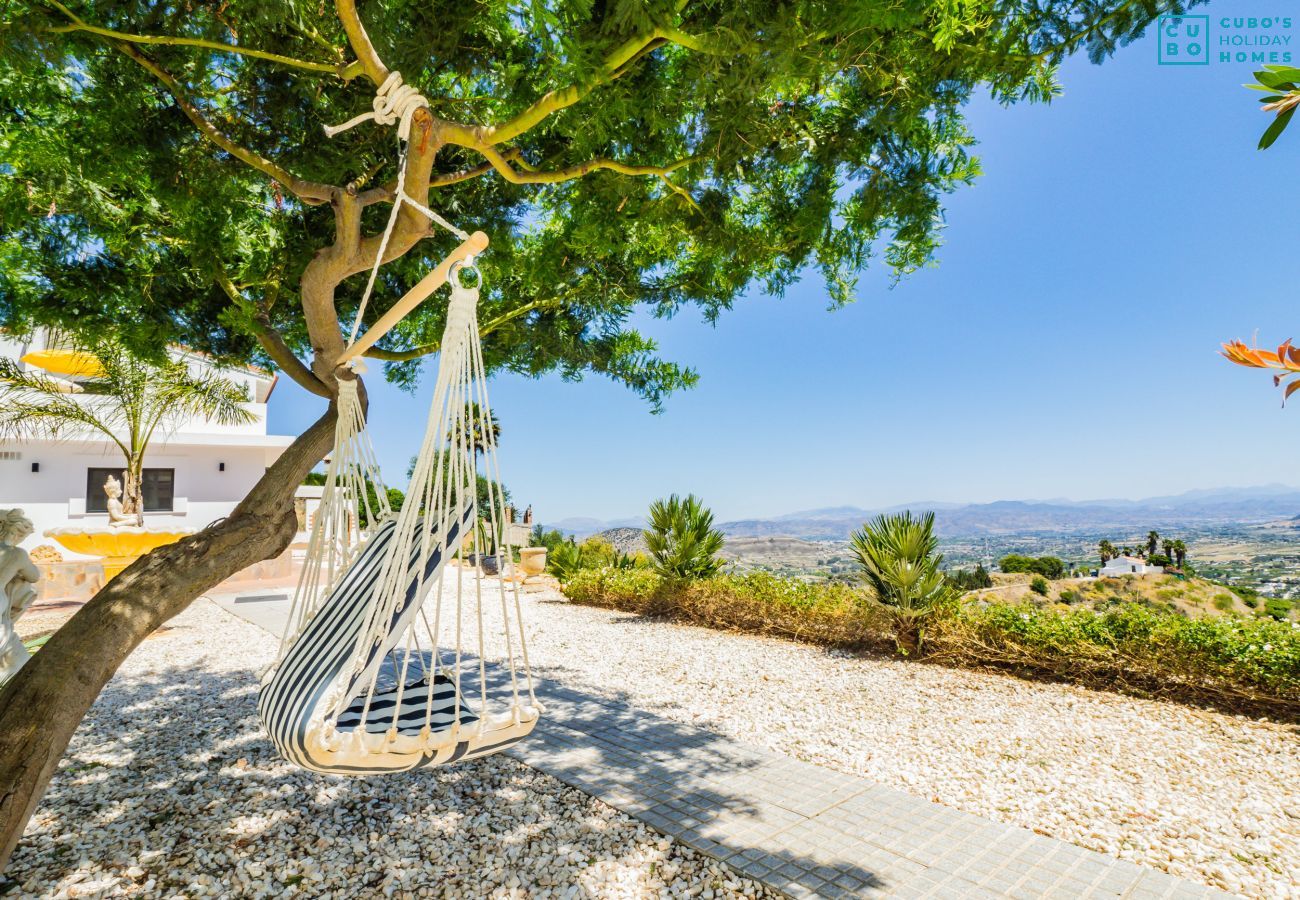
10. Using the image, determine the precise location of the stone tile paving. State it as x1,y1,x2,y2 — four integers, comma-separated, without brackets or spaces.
509,681,1231,900
212,591,1230,900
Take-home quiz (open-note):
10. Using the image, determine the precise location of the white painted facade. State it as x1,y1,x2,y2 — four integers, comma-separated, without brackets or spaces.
1099,555,1163,577
0,330,294,554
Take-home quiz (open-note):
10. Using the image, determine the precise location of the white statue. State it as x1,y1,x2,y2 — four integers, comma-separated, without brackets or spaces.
103,474,134,527
0,509,41,681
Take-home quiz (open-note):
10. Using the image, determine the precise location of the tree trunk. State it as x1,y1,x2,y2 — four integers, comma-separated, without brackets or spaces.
0,404,338,870
122,459,144,526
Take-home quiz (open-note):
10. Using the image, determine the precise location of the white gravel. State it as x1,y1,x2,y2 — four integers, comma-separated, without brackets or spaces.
503,582,1296,899
6,599,776,899
10,578,1298,899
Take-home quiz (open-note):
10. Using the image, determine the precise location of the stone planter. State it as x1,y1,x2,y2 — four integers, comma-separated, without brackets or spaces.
519,547,548,578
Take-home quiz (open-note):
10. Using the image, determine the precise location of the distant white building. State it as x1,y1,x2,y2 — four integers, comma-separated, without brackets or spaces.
0,329,295,554
1099,555,1163,577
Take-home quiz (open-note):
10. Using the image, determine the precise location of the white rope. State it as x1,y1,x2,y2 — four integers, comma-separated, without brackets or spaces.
277,377,391,660
324,71,471,347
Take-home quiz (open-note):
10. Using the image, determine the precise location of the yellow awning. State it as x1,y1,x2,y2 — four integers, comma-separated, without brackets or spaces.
20,349,105,378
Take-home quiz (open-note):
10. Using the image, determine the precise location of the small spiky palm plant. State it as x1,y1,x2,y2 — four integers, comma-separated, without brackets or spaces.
849,510,956,655
0,340,255,525
644,493,725,581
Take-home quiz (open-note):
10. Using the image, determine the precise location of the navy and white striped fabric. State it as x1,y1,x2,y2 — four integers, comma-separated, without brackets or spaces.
258,508,525,774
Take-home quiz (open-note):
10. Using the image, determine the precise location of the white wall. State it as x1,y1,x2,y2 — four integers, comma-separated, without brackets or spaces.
0,439,283,554
0,330,290,554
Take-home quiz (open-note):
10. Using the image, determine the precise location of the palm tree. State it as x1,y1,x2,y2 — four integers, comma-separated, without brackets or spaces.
1146,531,1159,557
0,340,254,525
448,402,501,460
1162,538,1175,559
1098,540,1116,564
644,493,725,580
849,511,956,655
1172,540,1187,568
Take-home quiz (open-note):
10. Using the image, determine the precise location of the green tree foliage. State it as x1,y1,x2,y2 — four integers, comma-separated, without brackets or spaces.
0,0,1197,405
1029,575,1049,596
1099,540,1117,564
849,510,956,654
528,524,567,552
1244,65,1300,148
405,453,509,518
999,554,1065,579
0,340,253,521
947,563,993,591
644,493,725,580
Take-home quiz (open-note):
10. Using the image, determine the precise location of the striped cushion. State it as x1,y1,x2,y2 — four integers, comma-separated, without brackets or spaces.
259,511,479,774
334,674,478,736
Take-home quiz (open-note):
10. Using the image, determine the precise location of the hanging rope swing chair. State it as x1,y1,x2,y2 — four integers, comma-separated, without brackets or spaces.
258,73,540,776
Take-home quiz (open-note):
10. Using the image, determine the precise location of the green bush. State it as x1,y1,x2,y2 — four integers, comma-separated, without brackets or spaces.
999,554,1065,579
563,567,883,648
948,564,993,591
563,566,664,607
560,564,1300,716
1058,589,1082,604
547,540,586,579
1029,575,1049,596
645,494,725,580
1264,598,1294,621
1213,594,1236,612
850,511,957,655
944,602,1300,704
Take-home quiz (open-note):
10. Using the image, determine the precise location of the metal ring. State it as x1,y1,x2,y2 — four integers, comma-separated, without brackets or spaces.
449,259,483,290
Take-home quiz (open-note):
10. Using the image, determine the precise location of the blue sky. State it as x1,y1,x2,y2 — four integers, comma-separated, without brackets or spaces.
270,1,1300,523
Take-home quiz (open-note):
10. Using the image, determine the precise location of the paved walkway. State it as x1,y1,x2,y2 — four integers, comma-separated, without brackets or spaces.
211,591,1226,900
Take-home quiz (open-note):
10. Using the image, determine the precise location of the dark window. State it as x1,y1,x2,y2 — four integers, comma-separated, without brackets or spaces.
86,468,175,513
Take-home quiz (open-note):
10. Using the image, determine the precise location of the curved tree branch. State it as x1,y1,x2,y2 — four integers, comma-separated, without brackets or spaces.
335,0,389,85
215,271,332,398
361,295,572,361
114,42,339,204
483,26,733,145
43,7,361,79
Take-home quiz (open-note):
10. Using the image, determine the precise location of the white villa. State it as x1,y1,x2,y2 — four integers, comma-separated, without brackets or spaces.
0,329,295,554
1099,555,1164,577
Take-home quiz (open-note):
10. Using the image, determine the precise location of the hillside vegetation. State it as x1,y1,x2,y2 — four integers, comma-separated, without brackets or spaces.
967,574,1285,620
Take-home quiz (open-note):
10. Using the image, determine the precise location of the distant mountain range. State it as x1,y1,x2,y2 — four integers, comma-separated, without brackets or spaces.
545,485,1300,541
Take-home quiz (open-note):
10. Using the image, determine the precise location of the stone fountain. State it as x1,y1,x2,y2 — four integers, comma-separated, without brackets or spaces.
45,474,192,580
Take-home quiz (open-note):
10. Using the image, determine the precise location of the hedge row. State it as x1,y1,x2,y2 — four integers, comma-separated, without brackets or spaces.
561,567,1300,720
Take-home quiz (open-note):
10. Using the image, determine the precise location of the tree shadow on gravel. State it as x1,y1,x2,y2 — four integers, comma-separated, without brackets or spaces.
4,651,896,899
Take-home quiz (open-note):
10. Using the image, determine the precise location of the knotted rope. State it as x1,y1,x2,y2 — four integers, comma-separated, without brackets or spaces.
326,71,471,346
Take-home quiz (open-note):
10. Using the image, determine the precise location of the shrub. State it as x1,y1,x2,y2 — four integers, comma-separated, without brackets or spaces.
1264,598,1294,621
529,525,567,552
547,540,586,579
850,511,956,655
563,567,664,608
1029,576,1049,596
948,564,993,591
1213,594,1236,612
1058,589,1082,604
999,554,1065,579
562,567,884,648
1148,554,1171,568
561,566,1300,716
936,602,1300,709
644,494,725,580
